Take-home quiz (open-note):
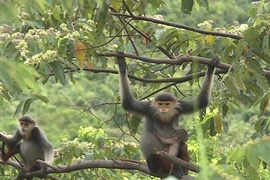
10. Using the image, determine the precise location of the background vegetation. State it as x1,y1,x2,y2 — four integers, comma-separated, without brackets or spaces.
0,0,270,179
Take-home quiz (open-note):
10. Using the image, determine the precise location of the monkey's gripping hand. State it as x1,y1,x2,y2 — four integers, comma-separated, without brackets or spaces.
207,56,219,74
115,52,127,74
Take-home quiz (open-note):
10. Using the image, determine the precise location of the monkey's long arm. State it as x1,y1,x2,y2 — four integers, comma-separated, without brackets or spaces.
116,55,151,115
178,57,219,113
0,130,22,148
0,130,22,161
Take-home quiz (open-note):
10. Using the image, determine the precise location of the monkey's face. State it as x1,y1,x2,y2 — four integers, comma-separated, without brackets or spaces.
153,100,179,123
156,101,175,113
19,121,35,134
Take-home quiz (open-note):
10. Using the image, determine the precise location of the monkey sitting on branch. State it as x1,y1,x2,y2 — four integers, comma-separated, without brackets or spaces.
116,52,218,179
0,115,54,180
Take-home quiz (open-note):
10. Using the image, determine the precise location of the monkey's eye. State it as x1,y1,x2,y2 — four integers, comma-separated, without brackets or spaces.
20,122,29,126
158,102,163,106
165,103,170,106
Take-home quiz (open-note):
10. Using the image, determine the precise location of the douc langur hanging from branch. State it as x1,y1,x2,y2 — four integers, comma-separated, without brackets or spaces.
116,52,218,178
0,115,54,180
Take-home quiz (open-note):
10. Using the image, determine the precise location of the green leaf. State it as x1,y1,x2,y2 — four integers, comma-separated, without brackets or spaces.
52,6,61,21
246,145,260,168
49,62,67,86
130,115,141,134
111,0,122,11
233,66,246,91
258,138,270,165
246,166,259,180
214,114,222,134
0,95,3,107
33,94,49,104
157,29,178,46
96,0,110,37
181,0,194,14
223,75,240,96
227,148,245,163
262,34,269,54
14,100,25,117
22,98,33,115
197,0,209,10
222,104,229,117
0,67,13,91
254,120,261,132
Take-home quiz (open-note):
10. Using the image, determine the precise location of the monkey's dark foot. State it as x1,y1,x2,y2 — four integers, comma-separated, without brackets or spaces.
207,56,219,74
15,170,27,180
171,166,187,179
211,56,220,66
40,165,48,175
115,51,127,73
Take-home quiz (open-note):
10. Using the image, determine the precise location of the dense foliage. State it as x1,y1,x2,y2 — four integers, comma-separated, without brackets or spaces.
0,0,270,179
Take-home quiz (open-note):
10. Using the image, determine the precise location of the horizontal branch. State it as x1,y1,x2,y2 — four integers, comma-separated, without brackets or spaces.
82,67,227,83
156,149,200,173
97,52,270,78
1,159,195,180
110,12,242,40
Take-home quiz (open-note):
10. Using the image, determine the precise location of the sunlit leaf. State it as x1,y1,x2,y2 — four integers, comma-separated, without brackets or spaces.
87,61,94,68
260,99,269,115
111,0,122,11
205,35,214,44
214,114,222,133
74,41,87,70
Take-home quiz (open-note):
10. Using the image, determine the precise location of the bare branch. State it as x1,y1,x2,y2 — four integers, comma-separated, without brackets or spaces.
2,159,195,180
110,12,242,40
97,52,270,78
155,149,201,173
36,159,60,171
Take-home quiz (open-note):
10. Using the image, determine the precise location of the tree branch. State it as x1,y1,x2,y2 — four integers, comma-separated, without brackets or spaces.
110,12,242,40
1,158,195,180
155,149,200,173
96,52,270,78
